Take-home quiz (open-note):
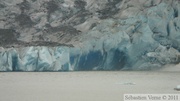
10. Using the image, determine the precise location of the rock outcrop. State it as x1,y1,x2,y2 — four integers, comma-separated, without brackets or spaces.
0,0,180,71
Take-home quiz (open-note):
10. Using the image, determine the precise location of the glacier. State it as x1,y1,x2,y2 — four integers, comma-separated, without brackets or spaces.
0,0,180,71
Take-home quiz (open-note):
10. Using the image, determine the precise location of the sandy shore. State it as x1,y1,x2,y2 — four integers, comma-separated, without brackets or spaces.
0,70,180,101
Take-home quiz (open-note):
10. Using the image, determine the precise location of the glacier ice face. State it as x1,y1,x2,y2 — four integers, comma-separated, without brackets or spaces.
0,41,180,71
15,47,71,71
0,48,13,71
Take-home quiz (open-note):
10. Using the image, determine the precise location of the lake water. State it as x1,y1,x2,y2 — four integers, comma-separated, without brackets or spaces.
0,71,179,101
